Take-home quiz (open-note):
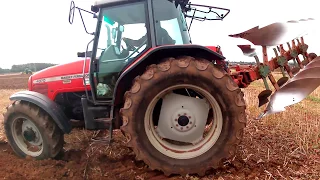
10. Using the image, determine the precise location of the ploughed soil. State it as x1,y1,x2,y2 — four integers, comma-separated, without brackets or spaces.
0,73,30,89
0,122,319,180
0,73,319,179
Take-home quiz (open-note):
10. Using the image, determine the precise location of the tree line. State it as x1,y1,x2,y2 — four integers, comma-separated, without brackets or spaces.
0,63,57,74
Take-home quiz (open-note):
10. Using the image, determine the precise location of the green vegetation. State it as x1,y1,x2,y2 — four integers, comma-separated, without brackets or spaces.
0,63,57,74
306,95,320,103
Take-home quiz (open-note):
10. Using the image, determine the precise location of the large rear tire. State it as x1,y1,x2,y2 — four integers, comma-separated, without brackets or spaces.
120,56,247,176
3,100,64,160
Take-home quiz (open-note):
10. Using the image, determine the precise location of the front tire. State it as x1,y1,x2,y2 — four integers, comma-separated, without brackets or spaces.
3,100,64,160
120,56,247,176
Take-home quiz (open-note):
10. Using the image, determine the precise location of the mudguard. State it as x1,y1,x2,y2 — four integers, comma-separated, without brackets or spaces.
9,91,72,133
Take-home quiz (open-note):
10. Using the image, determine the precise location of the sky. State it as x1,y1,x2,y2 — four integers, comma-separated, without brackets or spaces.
0,0,319,69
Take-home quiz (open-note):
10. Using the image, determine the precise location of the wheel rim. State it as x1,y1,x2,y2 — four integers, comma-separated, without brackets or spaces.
144,84,223,159
11,116,43,157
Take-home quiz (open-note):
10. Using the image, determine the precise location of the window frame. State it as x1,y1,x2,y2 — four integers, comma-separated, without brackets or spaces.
89,0,153,101
151,0,191,46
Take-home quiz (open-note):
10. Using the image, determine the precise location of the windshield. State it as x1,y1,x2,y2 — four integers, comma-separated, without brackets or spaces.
152,0,191,45
96,3,148,62
95,0,191,66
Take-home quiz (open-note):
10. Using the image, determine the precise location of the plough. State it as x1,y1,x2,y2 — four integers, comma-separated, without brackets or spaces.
227,18,319,118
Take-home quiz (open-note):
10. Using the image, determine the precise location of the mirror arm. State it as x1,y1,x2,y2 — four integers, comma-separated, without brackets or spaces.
68,1,97,35
78,9,95,35
77,7,97,16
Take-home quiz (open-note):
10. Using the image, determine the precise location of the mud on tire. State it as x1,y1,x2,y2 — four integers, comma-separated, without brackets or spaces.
3,100,64,160
120,56,247,176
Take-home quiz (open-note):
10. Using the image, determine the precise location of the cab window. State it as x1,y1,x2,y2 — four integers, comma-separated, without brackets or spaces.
94,2,150,98
152,0,191,46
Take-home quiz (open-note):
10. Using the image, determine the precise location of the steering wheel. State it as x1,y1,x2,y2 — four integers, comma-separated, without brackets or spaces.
122,38,136,51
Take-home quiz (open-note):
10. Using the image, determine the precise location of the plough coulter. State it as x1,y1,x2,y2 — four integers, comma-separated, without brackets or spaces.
2,0,319,176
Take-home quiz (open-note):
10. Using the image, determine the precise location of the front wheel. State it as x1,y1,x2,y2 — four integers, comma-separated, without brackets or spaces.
120,56,247,176
3,101,64,160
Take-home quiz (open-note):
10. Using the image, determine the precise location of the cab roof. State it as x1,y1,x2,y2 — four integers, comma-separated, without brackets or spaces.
93,0,142,8
94,0,184,24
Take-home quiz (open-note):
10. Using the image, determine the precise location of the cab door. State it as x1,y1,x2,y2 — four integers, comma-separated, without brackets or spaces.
90,1,151,100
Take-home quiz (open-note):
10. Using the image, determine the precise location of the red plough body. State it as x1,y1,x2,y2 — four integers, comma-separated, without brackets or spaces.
225,18,320,117
227,37,314,88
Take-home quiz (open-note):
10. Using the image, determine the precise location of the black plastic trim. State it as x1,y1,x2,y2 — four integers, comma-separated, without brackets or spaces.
9,91,72,133
81,97,96,129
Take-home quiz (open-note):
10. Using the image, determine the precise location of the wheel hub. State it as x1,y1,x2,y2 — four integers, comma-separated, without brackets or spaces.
155,93,210,144
11,116,45,157
172,109,195,132
21,120,42,146
23,128,36,142
178,116,189,126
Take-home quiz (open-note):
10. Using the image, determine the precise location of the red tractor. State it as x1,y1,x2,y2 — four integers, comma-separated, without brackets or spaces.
3,0,319,176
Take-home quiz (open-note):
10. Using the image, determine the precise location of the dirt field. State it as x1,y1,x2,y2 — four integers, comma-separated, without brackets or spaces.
0,73,30,89
0,73,319,180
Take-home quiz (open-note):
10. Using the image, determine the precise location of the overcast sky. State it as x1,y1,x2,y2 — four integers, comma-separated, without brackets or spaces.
0,0,319,69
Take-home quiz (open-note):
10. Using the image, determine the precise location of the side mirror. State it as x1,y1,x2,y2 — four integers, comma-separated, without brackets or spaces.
68,1,96,35
69,1,75,24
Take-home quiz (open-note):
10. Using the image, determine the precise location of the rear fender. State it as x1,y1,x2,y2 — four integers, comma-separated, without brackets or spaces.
9,91,72,134
113,45,225,105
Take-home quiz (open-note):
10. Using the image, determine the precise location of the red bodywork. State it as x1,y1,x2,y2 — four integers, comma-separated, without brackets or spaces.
29,46,224,100
29,59,91,100
28,45,266,100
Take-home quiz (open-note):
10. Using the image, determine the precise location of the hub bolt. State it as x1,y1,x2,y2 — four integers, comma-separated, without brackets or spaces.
188,116,191,119
176,124,179,127
186,126,189,129
189,122,192,124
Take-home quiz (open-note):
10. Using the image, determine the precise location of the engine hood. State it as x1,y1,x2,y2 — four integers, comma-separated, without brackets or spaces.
31,59,90,83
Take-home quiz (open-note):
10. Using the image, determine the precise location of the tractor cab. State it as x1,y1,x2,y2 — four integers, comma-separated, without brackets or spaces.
90,0,191,99
69,0,230,102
